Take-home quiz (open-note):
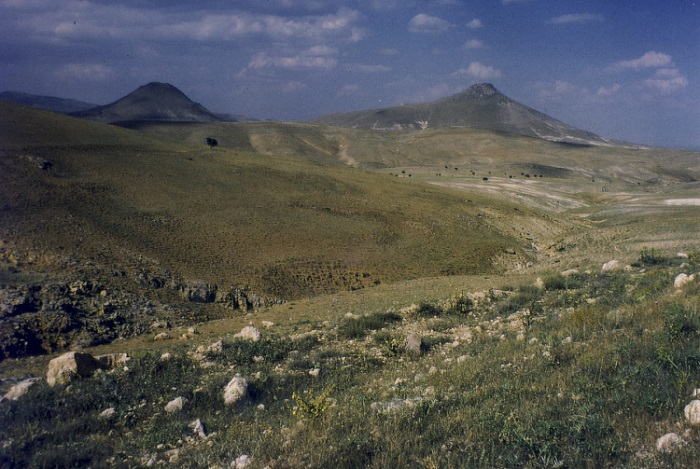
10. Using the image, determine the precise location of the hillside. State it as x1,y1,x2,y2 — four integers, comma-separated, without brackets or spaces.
0,91,97,114
0,102,539,358
316,83,614,146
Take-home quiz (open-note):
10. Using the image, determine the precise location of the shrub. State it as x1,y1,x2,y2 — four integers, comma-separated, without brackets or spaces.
415,302,443,318
448,295,474,315
338,312,402,339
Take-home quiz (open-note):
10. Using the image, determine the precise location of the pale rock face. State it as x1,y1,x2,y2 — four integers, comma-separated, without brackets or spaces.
46,352,103,387
223,375,248,406
190,418,206,438
234,326,262,342
684,400,700,425
165,396,187,413
674,273,695,289
207,340,224,354
99,407,116,419
1,377,41,402
656,432,685,452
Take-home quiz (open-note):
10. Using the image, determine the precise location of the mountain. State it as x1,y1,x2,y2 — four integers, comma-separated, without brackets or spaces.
316,83,611,146
0,91,97,114
72,82,224,124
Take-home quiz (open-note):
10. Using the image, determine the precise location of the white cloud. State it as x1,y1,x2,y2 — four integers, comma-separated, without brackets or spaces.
464,39,484,49
595,84,620,98
644,70,688,94
56,63,112,81
241,46,338,75
408,14,451,33
546,14,604,25
347,64,391,73
453,62,503,80
610,51,673,71
466,18,483,29
281,81,307,93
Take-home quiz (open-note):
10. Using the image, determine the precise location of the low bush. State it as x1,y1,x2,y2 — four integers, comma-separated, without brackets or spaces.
338,311,402,339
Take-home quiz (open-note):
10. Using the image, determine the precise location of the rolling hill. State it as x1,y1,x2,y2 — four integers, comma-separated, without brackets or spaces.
0,91,97,114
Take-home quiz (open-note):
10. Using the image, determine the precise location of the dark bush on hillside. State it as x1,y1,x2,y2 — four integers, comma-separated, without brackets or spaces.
415,302,443,318
663,302,700,339
338,312,402,339
498,285,542,315
448,295,474,315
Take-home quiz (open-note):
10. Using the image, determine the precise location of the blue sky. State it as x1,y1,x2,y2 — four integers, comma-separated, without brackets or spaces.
1,0,698,149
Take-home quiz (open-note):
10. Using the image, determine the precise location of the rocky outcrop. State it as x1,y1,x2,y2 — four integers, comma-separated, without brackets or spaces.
46,351,104,386
223,375,248,406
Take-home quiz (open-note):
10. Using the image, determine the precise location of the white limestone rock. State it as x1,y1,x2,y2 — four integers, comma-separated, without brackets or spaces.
223,375,248,406
46,352,103,387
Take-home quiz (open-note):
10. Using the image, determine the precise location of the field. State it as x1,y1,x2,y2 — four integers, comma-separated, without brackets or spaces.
1,101,700,467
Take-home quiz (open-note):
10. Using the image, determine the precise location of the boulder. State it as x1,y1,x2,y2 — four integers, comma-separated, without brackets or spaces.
684,400,700,425
234,326,262,342
231,455,253,468
656,432,685,453
46,352,103,386
601,260,623,273
165,396,187,413
223,375,248,406
1,377,41,402
190,418,207,438
95,353,130,369
406,333,422,356
674,273,695,290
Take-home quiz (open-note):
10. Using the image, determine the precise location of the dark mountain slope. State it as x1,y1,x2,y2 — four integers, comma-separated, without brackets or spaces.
316,83,611,146
72,82,223,124
0,91,97,114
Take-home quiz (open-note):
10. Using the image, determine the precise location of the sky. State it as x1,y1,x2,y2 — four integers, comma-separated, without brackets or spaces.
1,0,699,149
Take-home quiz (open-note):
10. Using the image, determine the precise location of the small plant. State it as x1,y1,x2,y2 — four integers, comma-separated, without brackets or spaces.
290,386,334,419
639,247,667,266
415,302,443,318
338,312,402,339
448,294,473,315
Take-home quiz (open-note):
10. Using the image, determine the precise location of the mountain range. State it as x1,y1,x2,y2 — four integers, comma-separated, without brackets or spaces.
2,82,613,145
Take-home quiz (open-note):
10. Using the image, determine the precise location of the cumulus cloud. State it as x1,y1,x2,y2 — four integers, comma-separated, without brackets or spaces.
644,69,688,94
595,84,620,98
240,46,338,75
464,39,485,49
453,62,503,80
466,18,483,29
546,13,604,25
408,14,451,33
610,51,673,71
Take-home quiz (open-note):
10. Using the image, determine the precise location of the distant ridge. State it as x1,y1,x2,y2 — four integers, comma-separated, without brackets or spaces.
0,91,97,114
73,82,224,124
316,83,611,146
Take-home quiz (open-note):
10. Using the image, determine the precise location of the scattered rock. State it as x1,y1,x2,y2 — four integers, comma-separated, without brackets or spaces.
656,432,685,453
234,326,262,342
677,252,689,259
160,352,173,361
309,368,320,377
0,378,41,402
165,396,187,413
406,332,422,356
46,351,103,386
231,454,253,468
561,269,579,277
534,277,544,289
674,273,695,290
154,332,171,341
94,353,130,369
601,260,623,273
99,407,116,419
206,340,224,354
684,400,700,425
190,418,206,438
261,320,274,328
223,375,248,406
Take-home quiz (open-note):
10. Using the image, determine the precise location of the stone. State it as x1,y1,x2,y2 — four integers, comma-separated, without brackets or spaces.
656,432,685,453
561,269,579,277
261,320,274,328
207,340,224,354
223,375,248,406
309,368,320,377
154,332,171,341
231,455,252,468
234,326,262,342
99,407,116,419
190,418,206,438
1,378,41,402
684,400,700,425
406,332,422,356
46,352,103,387
165,396,187,413
160,352,173,361
534,277,544,289
95,353,130,369
674,273,695,289
601,260,622,273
